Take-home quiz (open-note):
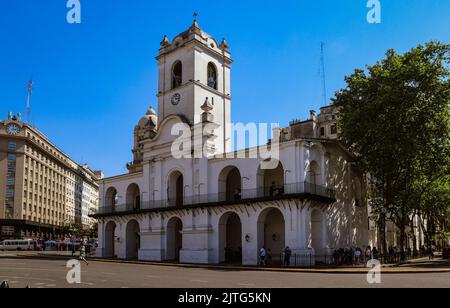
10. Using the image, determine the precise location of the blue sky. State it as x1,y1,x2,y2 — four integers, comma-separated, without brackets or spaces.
1,0,449,177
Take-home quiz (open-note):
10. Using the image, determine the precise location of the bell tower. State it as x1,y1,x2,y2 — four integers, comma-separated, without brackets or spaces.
156,17,233,154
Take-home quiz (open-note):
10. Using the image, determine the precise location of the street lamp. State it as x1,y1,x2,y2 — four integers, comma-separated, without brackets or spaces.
184,185,190,205
140,192,148,210
284,170,291,194
152,190,159,206
196,183,205,203
241,177,250,199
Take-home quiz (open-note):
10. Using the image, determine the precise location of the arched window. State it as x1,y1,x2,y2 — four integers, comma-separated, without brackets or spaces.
207,62,217,90
172,61,182,89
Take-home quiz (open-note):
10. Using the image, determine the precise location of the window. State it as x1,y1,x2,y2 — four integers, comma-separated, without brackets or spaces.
320,127,325,137
6,177,15,185
330,124,337,135
7,154,16,161
172,61,182,89
8,141,16,151
207,62,218,90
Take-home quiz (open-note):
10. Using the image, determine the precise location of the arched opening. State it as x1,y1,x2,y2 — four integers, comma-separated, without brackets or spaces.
104,221,116,258
311,210,323,256
258,161,285,197
218,166,242,202
218,212,242,264
125,183,141,211
166,217,183,261
168,171,184,207
105,187,118,211
172,61,182,89
207,62,218,90
126,220,140,260
306,161,321,193
257,208,285,264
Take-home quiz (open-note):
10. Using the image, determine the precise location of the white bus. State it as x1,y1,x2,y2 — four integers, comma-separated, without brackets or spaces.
0,239,36,251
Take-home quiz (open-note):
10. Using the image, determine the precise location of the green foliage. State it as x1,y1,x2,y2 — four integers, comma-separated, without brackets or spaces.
334,41,450,253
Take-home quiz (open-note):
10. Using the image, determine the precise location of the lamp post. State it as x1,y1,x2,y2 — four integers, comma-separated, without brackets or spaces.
284,170,291,193
184,185,190,206
140,192,148,210
196,183,205,203
241,177,250,198
152,190,159,207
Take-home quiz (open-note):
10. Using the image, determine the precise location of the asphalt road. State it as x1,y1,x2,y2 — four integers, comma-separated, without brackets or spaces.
0,258,449,288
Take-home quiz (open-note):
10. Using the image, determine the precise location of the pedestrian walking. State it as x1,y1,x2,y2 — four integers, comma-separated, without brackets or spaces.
79,243,89,266
259,247,266,266
283,246,292,266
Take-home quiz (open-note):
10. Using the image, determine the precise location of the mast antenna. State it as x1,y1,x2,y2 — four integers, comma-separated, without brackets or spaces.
26,79,33,124
320,42,327,105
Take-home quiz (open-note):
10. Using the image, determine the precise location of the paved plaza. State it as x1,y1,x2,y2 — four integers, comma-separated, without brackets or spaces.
0,254,449,288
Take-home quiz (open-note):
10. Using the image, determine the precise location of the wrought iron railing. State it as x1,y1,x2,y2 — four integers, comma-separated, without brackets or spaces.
94,182,335,215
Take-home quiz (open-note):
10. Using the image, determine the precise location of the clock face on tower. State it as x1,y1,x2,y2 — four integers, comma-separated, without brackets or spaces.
6,123,21,135
171,93,181,106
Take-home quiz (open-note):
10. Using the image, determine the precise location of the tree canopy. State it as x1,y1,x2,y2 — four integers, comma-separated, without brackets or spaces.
334,42,450,256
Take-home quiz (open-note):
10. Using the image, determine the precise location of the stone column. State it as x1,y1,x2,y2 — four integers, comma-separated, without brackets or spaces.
179,210,212,264
139,213,164,261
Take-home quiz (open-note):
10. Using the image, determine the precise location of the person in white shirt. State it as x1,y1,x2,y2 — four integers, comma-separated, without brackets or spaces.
259,247,267,266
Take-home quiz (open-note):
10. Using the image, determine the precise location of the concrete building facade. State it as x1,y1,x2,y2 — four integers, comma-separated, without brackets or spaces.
93,19,372,265
0,113,102,240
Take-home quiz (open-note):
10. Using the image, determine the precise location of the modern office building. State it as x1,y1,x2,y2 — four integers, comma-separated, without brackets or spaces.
0,112,103,240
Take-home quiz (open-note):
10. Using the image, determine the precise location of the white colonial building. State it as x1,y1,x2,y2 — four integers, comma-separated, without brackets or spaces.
93,19,371,265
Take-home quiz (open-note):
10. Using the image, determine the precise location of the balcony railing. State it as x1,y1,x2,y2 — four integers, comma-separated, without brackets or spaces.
94,182,335,216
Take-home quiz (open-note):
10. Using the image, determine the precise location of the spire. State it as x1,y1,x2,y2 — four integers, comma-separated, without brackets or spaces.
201,98,214,123
146,106,157,116
220,38,229,51
189,12,202,35
160,35,170,48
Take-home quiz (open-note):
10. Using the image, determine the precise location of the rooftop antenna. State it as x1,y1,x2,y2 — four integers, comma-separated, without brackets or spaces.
319,42,327,106
26,79,33,124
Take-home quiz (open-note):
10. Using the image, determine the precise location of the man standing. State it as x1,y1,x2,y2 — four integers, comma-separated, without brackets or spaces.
284,246,292,266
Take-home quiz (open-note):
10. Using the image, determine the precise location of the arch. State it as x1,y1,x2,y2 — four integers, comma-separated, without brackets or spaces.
125,183,141,211
257,208,285,264
306,160,321,193
311,209,323,255
218,166,242,202
257,161,285,197
104,221,116,258
125,220,140,260
166,217,183,261
105,187,118,211
168,170,184,207
172,61,182,89
218,212,242,264
207,62,218,90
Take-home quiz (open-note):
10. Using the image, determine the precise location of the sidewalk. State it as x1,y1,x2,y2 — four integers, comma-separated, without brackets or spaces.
5,251,450,274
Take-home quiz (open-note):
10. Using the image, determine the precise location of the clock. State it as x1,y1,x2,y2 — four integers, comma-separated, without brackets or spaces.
6,123,21,135
171,93,181,106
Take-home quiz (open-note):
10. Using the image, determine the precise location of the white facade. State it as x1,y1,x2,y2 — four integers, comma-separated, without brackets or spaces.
94,20,370,265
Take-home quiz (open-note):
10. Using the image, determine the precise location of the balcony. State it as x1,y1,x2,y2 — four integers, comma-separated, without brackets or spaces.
92,182,336,217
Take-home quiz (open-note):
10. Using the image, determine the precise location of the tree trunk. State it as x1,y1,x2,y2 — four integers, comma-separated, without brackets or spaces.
411,219,418,257
379,214,387,256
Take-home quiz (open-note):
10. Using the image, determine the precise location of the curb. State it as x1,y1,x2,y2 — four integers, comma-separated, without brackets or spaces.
12,254,450,274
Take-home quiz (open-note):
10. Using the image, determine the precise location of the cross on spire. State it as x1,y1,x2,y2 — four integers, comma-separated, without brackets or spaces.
193,12,198,21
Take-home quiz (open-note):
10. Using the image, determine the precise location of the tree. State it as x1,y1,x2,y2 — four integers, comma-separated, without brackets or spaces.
334,42,450,259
